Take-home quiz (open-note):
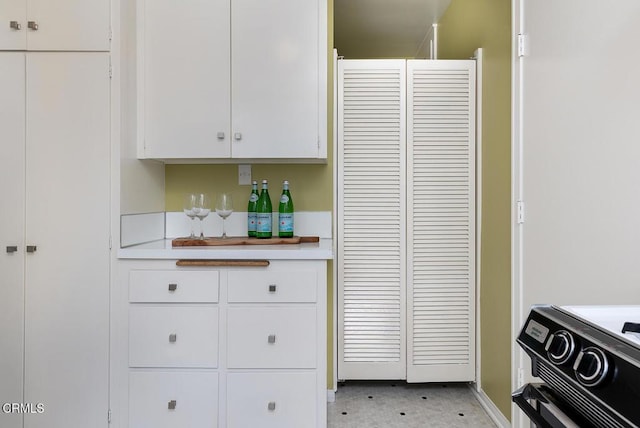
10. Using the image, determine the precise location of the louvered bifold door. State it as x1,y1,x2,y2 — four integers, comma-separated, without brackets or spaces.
406,60,476,382
338,60,407,380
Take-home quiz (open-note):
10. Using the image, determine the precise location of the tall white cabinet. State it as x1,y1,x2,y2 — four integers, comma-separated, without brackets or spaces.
337,59,476,382
0,52,110,428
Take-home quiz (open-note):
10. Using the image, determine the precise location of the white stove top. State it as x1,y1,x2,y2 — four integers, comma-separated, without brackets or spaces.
561,305,640,346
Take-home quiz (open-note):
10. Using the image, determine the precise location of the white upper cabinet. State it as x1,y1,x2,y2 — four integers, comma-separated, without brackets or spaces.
137,0,327,162
0,0,110,51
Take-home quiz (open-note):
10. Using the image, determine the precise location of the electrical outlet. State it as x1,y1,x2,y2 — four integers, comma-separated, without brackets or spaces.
238,164,252,185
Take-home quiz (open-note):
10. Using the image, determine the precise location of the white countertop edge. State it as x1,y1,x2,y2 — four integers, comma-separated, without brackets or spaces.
118,238,334,260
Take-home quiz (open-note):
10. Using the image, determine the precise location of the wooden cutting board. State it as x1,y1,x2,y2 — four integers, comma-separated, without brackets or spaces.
172,236,320,247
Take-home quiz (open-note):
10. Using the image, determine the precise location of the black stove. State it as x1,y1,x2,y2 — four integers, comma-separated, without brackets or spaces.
514,305,640,428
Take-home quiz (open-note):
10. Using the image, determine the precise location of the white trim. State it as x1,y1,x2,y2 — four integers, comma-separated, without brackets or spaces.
135,0,145,158
511,0,526,426
327,389,336,403
332,48,339,393
474,47,483,387
471,386,511,428
432,23,439,59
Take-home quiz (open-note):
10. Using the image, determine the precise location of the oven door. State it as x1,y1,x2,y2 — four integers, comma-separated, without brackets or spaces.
513,384,589,428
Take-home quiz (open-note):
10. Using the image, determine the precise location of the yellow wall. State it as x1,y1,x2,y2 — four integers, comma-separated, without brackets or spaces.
164,0,335,388
437,0,512,419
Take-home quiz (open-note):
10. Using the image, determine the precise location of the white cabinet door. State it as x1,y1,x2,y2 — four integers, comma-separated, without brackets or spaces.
0,0,27,50
0,52,25,428
0,0,109,51
406,60,476,382
337,59,408,380
231,0,320,159
23,53,110,428
139,0,231,159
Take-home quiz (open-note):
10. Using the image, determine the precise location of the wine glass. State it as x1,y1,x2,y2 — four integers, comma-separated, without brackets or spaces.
183,193,198,238
194,193,211,240
215,193,233,238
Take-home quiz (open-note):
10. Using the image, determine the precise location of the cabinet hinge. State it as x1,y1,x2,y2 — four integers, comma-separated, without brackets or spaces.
317,136,320,150
109,60,113,79
517,34,529,57
109,27,112,42
109,235,112,250
516,200,525,224
108,409,112,423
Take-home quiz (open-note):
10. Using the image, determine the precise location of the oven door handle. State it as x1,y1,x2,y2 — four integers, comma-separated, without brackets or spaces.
512,384,555,428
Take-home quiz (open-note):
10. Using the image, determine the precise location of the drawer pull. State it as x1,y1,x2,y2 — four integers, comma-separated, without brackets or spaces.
168,400,177,410
26,245,37,253
268,334,276,344
168,283,178,292
10,21,21,30
268,401,276,411
169,333,177,343
268,284,277,293
6,246,18,253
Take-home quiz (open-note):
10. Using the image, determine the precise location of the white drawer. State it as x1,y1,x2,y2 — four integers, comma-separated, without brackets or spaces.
129,306,218,368
227,372,316,428
129,270,219,303
129,370,218,428
227,307,316,368
227,270,316,303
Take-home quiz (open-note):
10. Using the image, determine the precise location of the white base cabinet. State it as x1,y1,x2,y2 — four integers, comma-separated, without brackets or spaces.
116,259,328,428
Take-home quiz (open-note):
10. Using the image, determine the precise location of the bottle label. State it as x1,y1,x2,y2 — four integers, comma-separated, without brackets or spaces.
247,213,257,233
249,194,259,202
256,213,272,233
279,213,294,233
280,194,289,203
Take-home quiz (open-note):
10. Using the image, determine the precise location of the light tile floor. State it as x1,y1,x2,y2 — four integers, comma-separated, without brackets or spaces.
328,381,497,428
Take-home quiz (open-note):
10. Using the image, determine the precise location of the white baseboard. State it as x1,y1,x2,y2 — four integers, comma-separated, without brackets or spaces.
471,387,511,428
327,389,336,403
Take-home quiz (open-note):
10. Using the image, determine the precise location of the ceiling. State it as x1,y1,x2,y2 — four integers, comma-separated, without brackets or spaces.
334,0,451,59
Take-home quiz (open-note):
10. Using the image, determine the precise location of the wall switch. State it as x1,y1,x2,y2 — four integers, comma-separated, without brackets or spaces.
238,164,252,185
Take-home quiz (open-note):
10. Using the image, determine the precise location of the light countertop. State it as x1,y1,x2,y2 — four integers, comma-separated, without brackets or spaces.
118,238,333,260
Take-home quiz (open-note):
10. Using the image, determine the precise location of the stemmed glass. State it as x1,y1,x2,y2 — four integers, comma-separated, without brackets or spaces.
183,193,198,238
194,193,211,240
215,193,233,238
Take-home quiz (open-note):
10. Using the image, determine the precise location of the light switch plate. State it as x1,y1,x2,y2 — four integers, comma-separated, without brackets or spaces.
238,164,252,185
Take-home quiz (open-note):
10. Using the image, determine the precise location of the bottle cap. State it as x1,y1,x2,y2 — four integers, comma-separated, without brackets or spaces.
252,180,257,185
283,180,289,185
262,179,268,184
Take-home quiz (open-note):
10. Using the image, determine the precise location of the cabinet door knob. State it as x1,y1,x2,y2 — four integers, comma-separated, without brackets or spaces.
268,334,276,344
234,132,242,141
267,401,276,411
27,21,38,30
10,21,21,30
168,400,177,410
168,283,177,292
6,246,18,253
169,333,177,343
268,284,277,293
26,245,37,253
217,131,225,140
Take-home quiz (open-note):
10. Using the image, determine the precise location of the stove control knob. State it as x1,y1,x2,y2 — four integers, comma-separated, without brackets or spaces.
544,330,576,365
573,346,610,387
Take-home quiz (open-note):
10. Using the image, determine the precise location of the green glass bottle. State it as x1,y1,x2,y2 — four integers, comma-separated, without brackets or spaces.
278,180,294,238
247,180,259,237
256,179,272,238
